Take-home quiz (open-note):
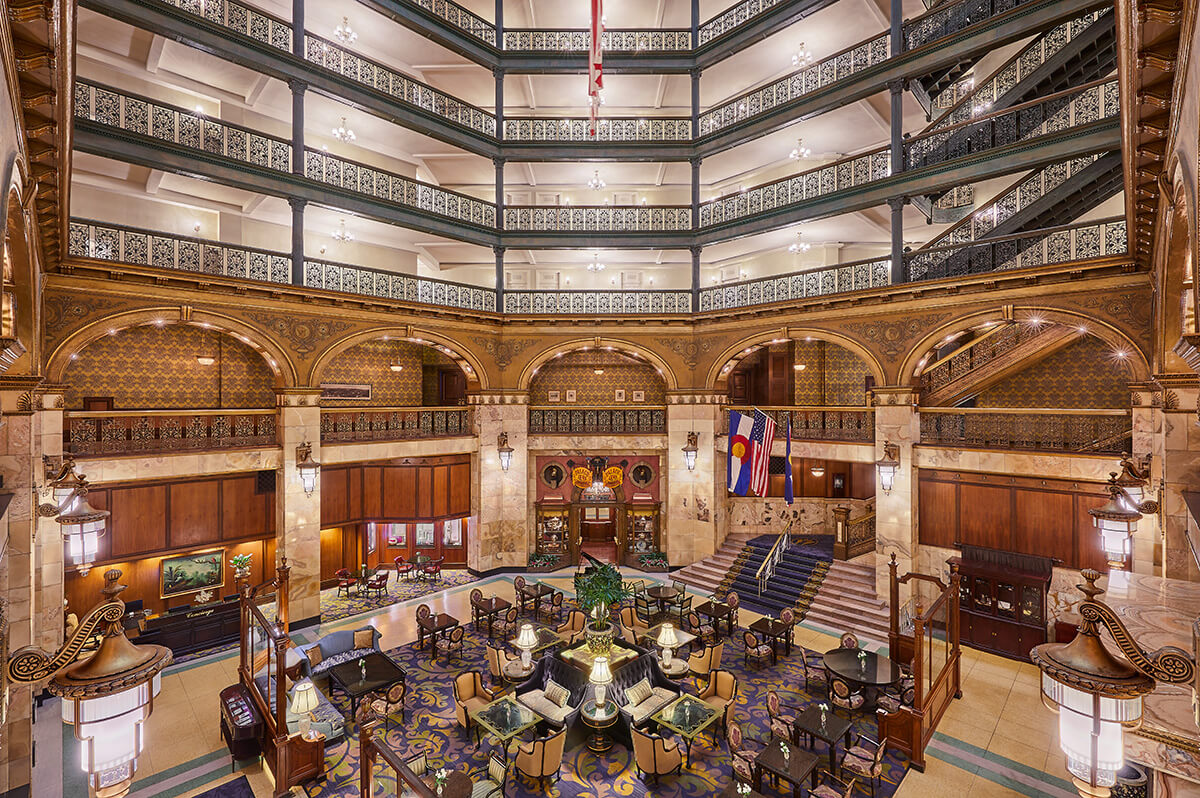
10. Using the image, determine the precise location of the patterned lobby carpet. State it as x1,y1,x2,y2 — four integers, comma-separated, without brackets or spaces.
304,619,909,798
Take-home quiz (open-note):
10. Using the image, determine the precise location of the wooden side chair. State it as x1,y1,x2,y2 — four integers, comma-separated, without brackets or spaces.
443,626,466,661
469,754,508,798
743,630,774,668
812,769,857,798
334,568,355,598
840,732,886,798
368,681,407,728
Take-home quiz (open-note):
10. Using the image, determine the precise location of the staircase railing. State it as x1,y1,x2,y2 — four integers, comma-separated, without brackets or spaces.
833,504,876,560
756,518,795,596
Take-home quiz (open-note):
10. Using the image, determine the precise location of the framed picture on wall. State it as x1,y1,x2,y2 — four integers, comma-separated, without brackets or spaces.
415,523,435,547
548,390,561,402
566,390,577,403
614,389,626,402
443,518,464,547
632,390,645,402
320,383,372,401
161,549,225,599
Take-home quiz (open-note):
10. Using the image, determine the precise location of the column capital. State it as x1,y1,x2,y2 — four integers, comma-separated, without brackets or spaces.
276,388,323,407
288,78,308,95
493,157,506,170
870,386,920,407
288,197,307,212
885,77,906,93
886,196,909,211
468,392,528,406
493,66,505,80
667,391,726,405
689,245,703,258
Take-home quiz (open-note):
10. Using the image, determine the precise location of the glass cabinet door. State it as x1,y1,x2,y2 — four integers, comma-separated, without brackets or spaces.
1020,585,1043,625
996,582,1016,618
973,578,994,613
958,578,971,607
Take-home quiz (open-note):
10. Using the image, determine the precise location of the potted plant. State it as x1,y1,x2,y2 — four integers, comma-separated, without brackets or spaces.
574,559,631,657
229,553,253,581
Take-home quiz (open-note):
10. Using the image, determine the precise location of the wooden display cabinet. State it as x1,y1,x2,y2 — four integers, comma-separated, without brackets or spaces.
622,503,664,570
532,503,570,571
949,547,1050,662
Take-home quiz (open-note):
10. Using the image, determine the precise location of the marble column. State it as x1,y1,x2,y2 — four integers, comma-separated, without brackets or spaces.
275,388,323,627
1130,385,1161,576
471,394,528,572
665,394,724,567
872,387,920,600
33,388,65,654
1146,382,1200,581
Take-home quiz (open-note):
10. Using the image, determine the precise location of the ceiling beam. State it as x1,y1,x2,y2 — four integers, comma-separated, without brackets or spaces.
145,33,165,73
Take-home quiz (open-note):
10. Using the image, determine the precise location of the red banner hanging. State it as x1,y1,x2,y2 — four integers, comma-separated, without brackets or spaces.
589,0,604,136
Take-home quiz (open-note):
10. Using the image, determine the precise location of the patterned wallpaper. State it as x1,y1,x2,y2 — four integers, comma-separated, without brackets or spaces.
529,351,666,405
63,325,275,409
322,340,457,406
977,337,1129,408
793,340,871,406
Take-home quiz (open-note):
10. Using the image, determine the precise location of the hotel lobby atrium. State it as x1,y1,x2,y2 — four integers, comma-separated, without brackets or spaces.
0,0,1199,795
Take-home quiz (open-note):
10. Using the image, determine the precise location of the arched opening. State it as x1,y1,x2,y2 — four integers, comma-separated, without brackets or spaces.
721,338,876,407
320,337,473,406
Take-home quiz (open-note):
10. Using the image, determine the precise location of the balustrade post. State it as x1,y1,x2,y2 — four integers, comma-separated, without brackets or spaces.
289,197,306,286
690,245,701,313
888,195,907,285
494,246,505,310
832,505,852,560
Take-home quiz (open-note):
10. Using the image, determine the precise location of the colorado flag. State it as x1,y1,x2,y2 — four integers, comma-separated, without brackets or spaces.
728,410,755,496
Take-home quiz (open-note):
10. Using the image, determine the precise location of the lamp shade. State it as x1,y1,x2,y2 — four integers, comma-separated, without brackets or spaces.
515,623,538,650
589,656,613,686
290,680,319,715
656,623,680,649
58,494,109,572
682,431,698,471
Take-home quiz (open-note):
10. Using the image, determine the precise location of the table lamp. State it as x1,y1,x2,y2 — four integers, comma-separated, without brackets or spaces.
515,623,538,669
657,623,680,667
590,655,613,707
289,679,320,740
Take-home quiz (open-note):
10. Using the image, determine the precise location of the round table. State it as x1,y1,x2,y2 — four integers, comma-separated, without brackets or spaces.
661,656,690,679
502,659,534,683
646,586,679,620
427,770,473,798
581,699,619,753
823,648,901,707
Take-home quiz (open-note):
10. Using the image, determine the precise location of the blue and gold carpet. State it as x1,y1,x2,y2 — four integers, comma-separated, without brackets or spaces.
304,618,909,797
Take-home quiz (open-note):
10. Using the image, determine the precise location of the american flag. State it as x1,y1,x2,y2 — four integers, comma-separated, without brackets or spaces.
588,0,604,135
749,408,776,497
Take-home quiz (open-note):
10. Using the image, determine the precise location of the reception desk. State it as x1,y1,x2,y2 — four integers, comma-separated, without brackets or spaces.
136,598,242,655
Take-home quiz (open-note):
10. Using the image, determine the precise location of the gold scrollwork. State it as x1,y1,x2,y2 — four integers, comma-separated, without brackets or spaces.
1079,600,1196,685
6,600,125,684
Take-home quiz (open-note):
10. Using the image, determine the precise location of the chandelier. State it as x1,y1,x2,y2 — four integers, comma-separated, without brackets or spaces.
331,117,356,143
331,219,354,243
788,231,811,253
789,138,812,160
792,42,813,67
334,16,358,45
587,170,606,191
587,253,606,272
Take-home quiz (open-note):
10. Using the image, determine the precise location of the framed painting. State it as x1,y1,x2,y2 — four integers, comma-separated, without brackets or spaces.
632,390,645,402
547,390,561,402
161,549,225,599
614,389,626,402
566,390,577,403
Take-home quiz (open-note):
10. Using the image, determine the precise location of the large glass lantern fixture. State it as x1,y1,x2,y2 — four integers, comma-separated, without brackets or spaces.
682,431,698,471
875,441,900,494
296,442,321,495
39,456,110,575
497,432,514,472
1089,474,1142,569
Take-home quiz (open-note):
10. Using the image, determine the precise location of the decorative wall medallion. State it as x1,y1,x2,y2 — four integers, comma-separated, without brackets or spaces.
469,336,535,371
246,311,353,355
842,313,953,361
44,293,128,338
654,334,719,369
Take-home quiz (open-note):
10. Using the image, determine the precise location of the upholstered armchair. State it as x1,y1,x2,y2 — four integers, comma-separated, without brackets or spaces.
513,575,528,615
743,630,773,668
829,677,865,713
556,610,586,646
812,768,857,798
334,568,355,598
469,754,508,798
470,588,485,628
725,591,741,629
767,689,798,743
779,608,797,647
840,730,886,798
631,727,682,785
634,594,655,625
687,641,723,684
485,643,518,689
549,591,565,622
363,569,389,599
697,669,738,734
415,603,432,650
619,606,649,639
452,671,496,739
686,610,716,646
394,555,414,581
423,556,444,580
493,607,519,639
878,682,916,715
368,681,407,729
509,726,567,788
443,626,465,660
726,721,764,786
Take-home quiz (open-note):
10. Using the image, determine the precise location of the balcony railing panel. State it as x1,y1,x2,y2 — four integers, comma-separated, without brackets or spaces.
68,219,292,284
75,81,292,172
528,406,667,434
66,410,278,456
161,0,292,51
919,408,1131,454
321,407,474,443
502,290,690,315
919,322,1043,393
403,0,497,45
503,117,692,142
729,406,875,443
699,257,891,311
905,217,1126,282
302,148,496,229
304,259,496,312
305,34,496,138
698,0,788,44
502,29,691,51
503,205,691,232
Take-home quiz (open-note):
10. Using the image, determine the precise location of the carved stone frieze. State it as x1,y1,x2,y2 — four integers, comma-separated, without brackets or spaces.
245,312,354,356
469,336,535,371
841,313,954,362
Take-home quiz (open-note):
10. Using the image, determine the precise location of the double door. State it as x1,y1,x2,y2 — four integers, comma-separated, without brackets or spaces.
568,503,626,564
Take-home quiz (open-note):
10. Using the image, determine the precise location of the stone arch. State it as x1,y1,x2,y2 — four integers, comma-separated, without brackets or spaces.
516,339,680,392
46,307,297,388
308,327,488,390
896,307,1151,387
1164,167,1196,339
3,158,38,375
704,329,886,393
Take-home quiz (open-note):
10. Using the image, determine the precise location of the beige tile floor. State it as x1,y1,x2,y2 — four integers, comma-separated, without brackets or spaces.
121,572,1067,797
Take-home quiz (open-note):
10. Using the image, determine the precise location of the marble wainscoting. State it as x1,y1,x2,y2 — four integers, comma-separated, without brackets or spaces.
913,446,1118,482
75,446,283,482
322,436,476,464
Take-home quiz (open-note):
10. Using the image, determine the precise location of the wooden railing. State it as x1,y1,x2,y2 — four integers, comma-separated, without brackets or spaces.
320,407,473,443
833,504,876,560
727,406,875,443
528,406,667,435
65,409,277,456
358,703,436,797
919,407,1131,454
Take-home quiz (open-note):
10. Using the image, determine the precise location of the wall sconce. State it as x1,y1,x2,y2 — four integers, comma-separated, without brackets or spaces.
37,455,109,575
1031,569,1195,797
1089,469,1159,570
810,464,826,478
682,431,698,471
875,441,900,494
296,442,320,495
497,432,513,472
6,569,172,798
1115,452,1157,514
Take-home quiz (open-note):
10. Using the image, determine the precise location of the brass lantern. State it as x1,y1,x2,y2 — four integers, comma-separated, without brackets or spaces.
681,431,698,471
1089,473,1144,569
874,441,900,494
497,432,514,472
296,441,321,495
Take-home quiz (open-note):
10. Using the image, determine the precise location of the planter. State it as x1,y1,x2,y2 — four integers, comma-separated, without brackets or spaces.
584,623,615,657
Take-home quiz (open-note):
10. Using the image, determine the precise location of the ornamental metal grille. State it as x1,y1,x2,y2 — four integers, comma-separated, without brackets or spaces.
304,259,497,312
402,0,497,45
698,258,891,311
503,206,691,232
698,0,787,44
919,410,1131,454
66,412,278,456
502,29,690,51
502,291,691,315
158,0,293,51
320,408,475,443
503,117,692,142
528,407,667,434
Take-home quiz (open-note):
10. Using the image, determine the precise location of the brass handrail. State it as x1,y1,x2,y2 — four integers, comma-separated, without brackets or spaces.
755,518,795,595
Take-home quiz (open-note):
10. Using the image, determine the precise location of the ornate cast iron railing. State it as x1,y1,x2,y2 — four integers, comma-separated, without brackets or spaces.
905,217,1126,282
503,291,690,315
503,205,691,232
919,322,1044,393
156,0,293,51
305,34,496,138
303,148,495,229
68,219,292,284
833,505,876,560
728,406,875,443
503,117,692,142
404,0,497,46
75,81,292,172
699,0,787,44
502,29,691,52
528,406,667,435
320,407,473,443
304,258,496,312
66,410,278,456
919,408,1132,454
699,256,891,311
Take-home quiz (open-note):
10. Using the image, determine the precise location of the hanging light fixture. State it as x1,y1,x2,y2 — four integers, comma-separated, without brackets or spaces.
587,170,606,191
334,16,358,45
331,218,354,243
497,432,514,472
6,569,172,798
789,138,812,160
587,252,606,272
331,116,356,143
1030,570,1195,798
788,230,811,253
38,456,110,575
791,42,813,67
875,441,900,494
1089,467,1158,570
296,442,321,495
1114,452,1154,512
682,431,698,471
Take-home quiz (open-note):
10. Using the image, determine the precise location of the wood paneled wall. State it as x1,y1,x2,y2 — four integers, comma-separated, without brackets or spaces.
320,455,471,528
764,460,874,500
917,469,1110,570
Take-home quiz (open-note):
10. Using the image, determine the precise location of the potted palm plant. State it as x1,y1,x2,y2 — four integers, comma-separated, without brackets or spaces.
574,557,631,657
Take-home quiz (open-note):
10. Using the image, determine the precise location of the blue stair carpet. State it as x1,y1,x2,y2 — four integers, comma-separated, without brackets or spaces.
721,535,834,620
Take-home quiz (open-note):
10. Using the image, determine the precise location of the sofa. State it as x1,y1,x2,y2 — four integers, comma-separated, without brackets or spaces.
252,673,345,744
296,626,382,682
513,656,589,728
609,651,682,727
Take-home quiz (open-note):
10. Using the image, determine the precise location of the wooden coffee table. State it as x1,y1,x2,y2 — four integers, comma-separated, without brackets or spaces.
424,770,472,798
753,736,820,797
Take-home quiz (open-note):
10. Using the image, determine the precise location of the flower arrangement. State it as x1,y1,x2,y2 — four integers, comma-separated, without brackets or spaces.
638,552,669,570
528,552,560,568
229,553,252,569
434,768,447,796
